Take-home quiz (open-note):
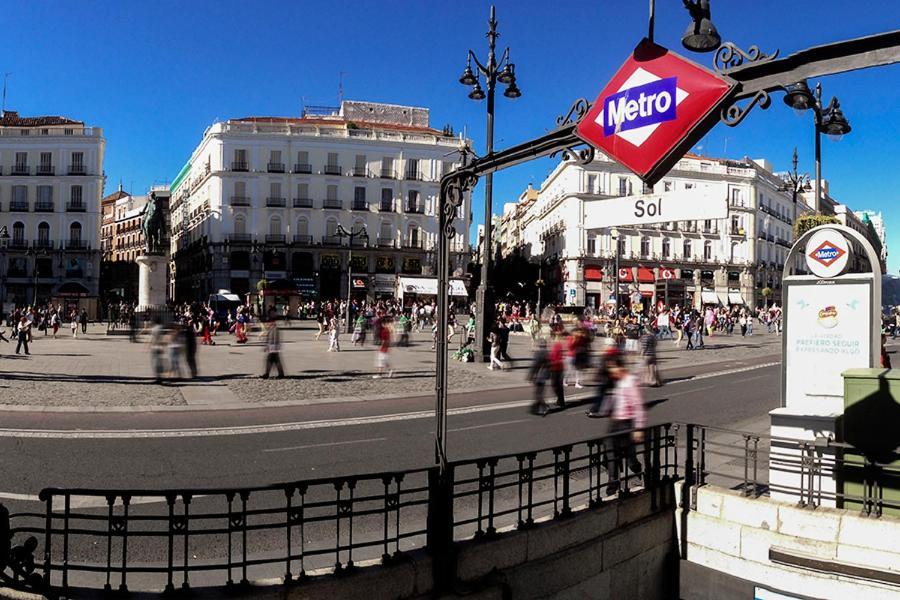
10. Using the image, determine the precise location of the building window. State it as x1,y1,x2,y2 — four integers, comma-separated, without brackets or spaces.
587,235,596,255
269,181,281,199
233,149,247,170
38,222,50,244
12,222,24,244
703,219,713,233
683,239,692,259
70,185,83,206
407,190,420,212
617,237,627,257
327,152,339,168
40,152,52,170
325,218,339,237
662,237,671,258
381,156,395,178
69,222,82,242
380,221,392,242
269,216,282,236
234,214,246,235
663,181,673,193
730,187,742,206
381,188,393,210
618,178,630,197
327,184,338,201
704,240,712,260
640,236,650,257
407,224,421,247
405,158,419,179
37,186,52,206
295,217,309,237
354,154,366,176
586,174,597,194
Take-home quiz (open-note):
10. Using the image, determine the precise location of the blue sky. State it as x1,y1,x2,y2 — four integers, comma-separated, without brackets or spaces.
2,1,899,270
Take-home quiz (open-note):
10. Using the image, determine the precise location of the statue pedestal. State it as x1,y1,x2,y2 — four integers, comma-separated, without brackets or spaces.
136,254,167,310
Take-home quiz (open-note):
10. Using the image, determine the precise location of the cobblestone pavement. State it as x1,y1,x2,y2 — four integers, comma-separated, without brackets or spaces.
0,321,785,409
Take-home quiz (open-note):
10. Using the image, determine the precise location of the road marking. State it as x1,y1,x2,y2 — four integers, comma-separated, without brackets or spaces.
449,419,529,432
263,436,386,453
731,374,770,384
0,361,779,439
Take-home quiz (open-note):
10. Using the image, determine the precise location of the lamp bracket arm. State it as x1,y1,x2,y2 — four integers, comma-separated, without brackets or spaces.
714,42,780,75
469,51,489,76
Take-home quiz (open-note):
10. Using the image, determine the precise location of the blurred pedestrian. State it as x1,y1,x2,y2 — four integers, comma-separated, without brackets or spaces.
328,315,341,352
182,322,198,379
527,339,550,416
640,328,662,387
373,316,393,379
604,355,646,496
149,320,165,383
548,330,566,409
488,321,506,371
587,339,618,418
80,308,88,335
260,319,284,379
168,328,184,380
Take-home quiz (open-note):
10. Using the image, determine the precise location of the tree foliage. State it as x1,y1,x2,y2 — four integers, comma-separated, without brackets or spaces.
794,214,839,239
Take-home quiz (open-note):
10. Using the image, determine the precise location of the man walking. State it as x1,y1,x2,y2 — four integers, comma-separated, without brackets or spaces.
15,317,30,355
261,319,284,379
80,308,88,335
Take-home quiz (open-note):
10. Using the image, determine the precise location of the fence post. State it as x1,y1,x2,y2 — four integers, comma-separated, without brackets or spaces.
427,465,456,594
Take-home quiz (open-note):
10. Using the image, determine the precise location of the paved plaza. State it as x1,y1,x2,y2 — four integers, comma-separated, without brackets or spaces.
0,320,784,410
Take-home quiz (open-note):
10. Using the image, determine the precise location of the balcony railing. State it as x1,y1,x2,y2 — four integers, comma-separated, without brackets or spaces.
231,161,248,172
34,202,55,212
322,235,344,246
350,237,368,248
405,203,425,214
267,162,285,173
405,170,422,181
9,202,28,212
265,234,286,244
380,169,396,179
227,233,252,243
230,196,252,206
323,199,342,210
68,165,86,175
377,238,395,248
8,239,27,249
66,202,86,212
293,197,313,208
351,167,369,177
403,238,423,249
323,164,342,176
378,201,394,213
36,165,54,175
33,239,54,249
292,234,313,245
265,197,286,208
293,163,312,174
11,165,29,176
66,240,88,249
352,201,368,211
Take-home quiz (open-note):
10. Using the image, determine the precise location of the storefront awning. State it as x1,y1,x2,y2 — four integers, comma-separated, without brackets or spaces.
637,266,655,283
701,291,719,305
717,293,730,306
728,292,745,305
398,277,468,297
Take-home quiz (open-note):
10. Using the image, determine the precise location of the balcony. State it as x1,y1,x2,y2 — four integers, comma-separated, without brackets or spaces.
403,238,423,249
323,199,342,210
379,201,393,212
230,196,252,206
66,202,87,212
377,238,395,248
404,203,425,214
265,197,286,208
66,239,88,250
405,170,422,181
292,234,313,245
227,233,252,243
352,201,368,211
8,239,27,249
350,237,368,248
68,165,86,175
36,165,54,176
231,161,249,172
380,169,396,179
322,235,344,246
9,201,28,212
33,239,54,249
323,164,342,176
293,197,314,208
265,234,286,244
34,202,55,212
293,163,312,174
351,167,369,177
11,165,29,176
267,162,285,173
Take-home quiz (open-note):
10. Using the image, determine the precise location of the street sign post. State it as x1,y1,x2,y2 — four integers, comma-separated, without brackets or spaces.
576,40,736,185
583,190,727,229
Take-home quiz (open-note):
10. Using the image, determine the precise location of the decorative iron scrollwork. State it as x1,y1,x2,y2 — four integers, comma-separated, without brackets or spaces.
551,143,595,166
439,157,478,242
720,90,773,127
556,97,592,127
714,42,779,74
0,505,45,593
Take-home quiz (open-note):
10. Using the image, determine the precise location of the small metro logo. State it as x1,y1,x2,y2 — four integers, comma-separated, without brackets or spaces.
808,241,847,267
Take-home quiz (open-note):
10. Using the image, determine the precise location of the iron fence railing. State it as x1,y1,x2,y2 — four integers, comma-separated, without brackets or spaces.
682,423,900,517
0,424,676,597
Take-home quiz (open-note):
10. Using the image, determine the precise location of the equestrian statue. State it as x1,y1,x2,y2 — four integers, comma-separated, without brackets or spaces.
141,192,167,255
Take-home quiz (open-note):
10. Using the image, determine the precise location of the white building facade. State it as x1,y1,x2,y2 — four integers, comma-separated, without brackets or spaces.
517,152,803,311
0,111,105,315
169,101,471,302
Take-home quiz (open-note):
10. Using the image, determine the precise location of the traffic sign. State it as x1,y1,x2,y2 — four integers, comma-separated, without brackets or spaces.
804,228,851,278
576,40,736,185
582,190,727,229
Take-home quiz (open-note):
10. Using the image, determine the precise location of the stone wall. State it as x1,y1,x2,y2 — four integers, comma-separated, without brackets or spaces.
677,482,900,600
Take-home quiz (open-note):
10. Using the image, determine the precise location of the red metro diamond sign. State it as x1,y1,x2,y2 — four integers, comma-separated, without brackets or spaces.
576,40,736,186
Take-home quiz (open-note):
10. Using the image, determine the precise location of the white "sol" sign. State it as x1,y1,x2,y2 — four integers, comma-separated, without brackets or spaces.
583,191,728,229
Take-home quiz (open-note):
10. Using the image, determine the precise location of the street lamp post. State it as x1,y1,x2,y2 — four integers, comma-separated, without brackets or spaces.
458,5,521,362
779,147,812,226
610,228,620,314
783,81,852,212
534,253,557,322
335,223,368,332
